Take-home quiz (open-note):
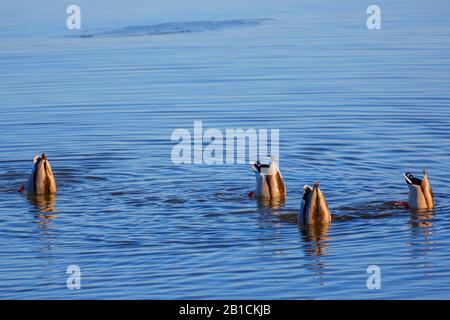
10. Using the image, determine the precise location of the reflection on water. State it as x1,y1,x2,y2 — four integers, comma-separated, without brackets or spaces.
27,193,58,235
34,213,57,230
28,193,57,214
256,197,286,210
298,224,330,287
408,209,435,269
409,210,434,229
300,223,331,257
409,209,434,247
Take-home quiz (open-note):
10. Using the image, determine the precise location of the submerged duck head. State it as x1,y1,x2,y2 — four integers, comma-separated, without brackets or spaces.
27,153,57,195
251,156,286,199
404,170,434,210
299,182,331,225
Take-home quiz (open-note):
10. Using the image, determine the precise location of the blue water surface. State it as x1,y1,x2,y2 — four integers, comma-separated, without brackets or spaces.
0,0,449,299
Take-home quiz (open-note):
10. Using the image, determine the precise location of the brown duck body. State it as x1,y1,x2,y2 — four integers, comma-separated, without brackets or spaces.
251,157,286,199
26,153,57,196
404,171,434,210
299,182,331,225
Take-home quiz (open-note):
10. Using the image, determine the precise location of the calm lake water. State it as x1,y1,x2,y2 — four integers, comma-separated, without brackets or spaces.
1,0,450,299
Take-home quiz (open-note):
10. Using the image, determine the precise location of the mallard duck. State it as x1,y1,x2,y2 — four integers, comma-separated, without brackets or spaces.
403,170,434,210
250,157,286,199
299,182,331,225
26,153,57,195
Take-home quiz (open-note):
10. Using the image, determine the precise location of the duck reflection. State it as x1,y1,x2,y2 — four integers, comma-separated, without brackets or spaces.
28,193,58,229
409,209,434,229
299,223,331,257
256,197,286,210
408,208,435,265
24,194,57,258
28,193,57,214
297,223,331,286
409,208,434,245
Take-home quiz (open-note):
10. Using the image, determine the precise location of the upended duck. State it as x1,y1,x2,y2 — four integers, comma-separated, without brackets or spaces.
298,182,331,225
25,153,57,196
403,170,434,210
249,157,286,199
